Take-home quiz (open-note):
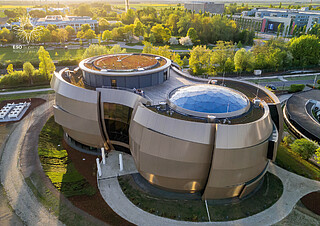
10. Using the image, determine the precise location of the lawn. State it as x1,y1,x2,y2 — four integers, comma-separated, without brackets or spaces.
118,172,283,222
245,78,281,83
38,116,96,197
0,84,50,92
285,75,318,81
276,144,320,181
114,3,183,10
0,90,54,102
0,46,142,65
0,46,85,63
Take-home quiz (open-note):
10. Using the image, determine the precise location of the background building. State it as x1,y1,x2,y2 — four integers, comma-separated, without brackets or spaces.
51,53,283,200
11,15,97,31
184,2,225,14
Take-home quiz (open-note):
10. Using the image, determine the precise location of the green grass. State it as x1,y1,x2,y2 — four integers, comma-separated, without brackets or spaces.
246,78,281,83
118,172,283,222
125,48,143,53
0,47,85,63
285,75,318,81
276,144,320,181
38,116,96,197
25,173,97,226
0,90,54,102
0,84,50,92
208,173,282,221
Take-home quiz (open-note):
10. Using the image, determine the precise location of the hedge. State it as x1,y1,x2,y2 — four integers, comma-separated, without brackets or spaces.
288,84,305,93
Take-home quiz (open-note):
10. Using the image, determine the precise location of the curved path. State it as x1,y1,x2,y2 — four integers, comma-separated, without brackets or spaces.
98,163,320,226
0,97,64,225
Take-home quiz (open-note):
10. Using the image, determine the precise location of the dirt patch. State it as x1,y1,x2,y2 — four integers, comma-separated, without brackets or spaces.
0,98,46,125
63,139,133,226
301,191,320,216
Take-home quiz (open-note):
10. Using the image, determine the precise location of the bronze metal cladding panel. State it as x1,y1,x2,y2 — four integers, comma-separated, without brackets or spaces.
139,171,207,192
64,127,104,148
97,88,149,108
202,184,245,200
133,105,213,144
215,110,273,149
203,140,269,199
53,106,104,147
129,119,214,192
55,93,99,121
51,71,98,104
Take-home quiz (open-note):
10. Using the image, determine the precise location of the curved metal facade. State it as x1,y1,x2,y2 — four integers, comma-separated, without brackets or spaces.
51,57,283,200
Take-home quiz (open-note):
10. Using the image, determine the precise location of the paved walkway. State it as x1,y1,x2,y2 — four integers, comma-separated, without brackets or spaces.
0,88,52,95
100,150,138,179
98,163,320,226
0,98,64,225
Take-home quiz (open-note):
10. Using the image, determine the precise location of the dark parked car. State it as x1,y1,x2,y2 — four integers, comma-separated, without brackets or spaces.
266,84,277,91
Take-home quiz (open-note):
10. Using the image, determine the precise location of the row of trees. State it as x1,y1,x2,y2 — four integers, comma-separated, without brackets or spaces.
187,35,320,76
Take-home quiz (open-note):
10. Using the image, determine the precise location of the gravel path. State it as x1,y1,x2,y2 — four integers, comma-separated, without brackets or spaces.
0,97,64,225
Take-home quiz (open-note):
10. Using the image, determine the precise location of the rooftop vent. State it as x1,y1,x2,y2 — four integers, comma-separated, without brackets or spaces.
159,101,166,110
207,115,216,123
253,98,261,107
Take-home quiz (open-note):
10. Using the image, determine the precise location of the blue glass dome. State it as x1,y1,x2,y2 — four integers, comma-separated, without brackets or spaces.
169,85,249,115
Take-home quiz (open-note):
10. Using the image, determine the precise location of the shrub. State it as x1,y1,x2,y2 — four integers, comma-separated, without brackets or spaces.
316,147,320,164
290,138,319,160
283,135,294,147
288,84,305,93
317,79,320,84
169,37,178,45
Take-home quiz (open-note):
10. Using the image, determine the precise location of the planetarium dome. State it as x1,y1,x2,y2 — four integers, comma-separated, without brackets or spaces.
168,84,250,118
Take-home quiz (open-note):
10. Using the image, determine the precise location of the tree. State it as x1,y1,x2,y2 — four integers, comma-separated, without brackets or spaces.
121,9,136,25
277,24,282,38
76,4,92,16
169,37,178,45
234,48,254,73
65,26,75,40
316,147,320,164
77,30,85,39
149,34,156,44
99,18,110,32
150,24,171,43
84,29,96,43
187,28,199,43
166,14,179,34
289,35,320,66
173,52,183,67
47,24,57,31
211,41,235,75
23,62,35,84
81,24,91,32
102,30,112,43
38,46,55,80
189,45,214,75
290,138,319,160
57,28,68,43
179,36,193,46
6,64,13,74
82,44,126,59
133,19,145,37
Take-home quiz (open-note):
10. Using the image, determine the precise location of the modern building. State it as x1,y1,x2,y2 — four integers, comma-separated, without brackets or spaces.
51,53,283,200
27,7,70,14
243,7,320,33
11,15,97,31
184,2,225,14
284,89,320,142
